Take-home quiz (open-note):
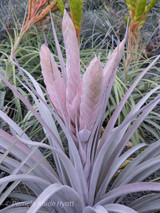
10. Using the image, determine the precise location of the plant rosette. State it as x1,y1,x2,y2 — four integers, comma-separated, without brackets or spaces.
0,10,160,213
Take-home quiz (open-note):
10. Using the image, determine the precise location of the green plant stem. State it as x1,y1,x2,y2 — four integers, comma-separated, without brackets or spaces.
13,63,23,121
10,36,22,59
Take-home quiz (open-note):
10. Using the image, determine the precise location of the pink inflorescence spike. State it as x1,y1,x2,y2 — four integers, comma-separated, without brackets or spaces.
40,11,125,144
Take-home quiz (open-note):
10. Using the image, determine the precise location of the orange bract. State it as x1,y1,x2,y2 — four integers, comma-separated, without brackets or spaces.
22,0,58,34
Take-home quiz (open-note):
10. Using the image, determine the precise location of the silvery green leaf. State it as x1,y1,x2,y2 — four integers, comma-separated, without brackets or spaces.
98,182,160,205
27,183,84,213
130,193,160,212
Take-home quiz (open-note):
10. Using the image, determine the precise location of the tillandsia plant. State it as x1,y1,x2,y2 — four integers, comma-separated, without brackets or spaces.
124,0,158,80
11,0,59,58
0,10,160,213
